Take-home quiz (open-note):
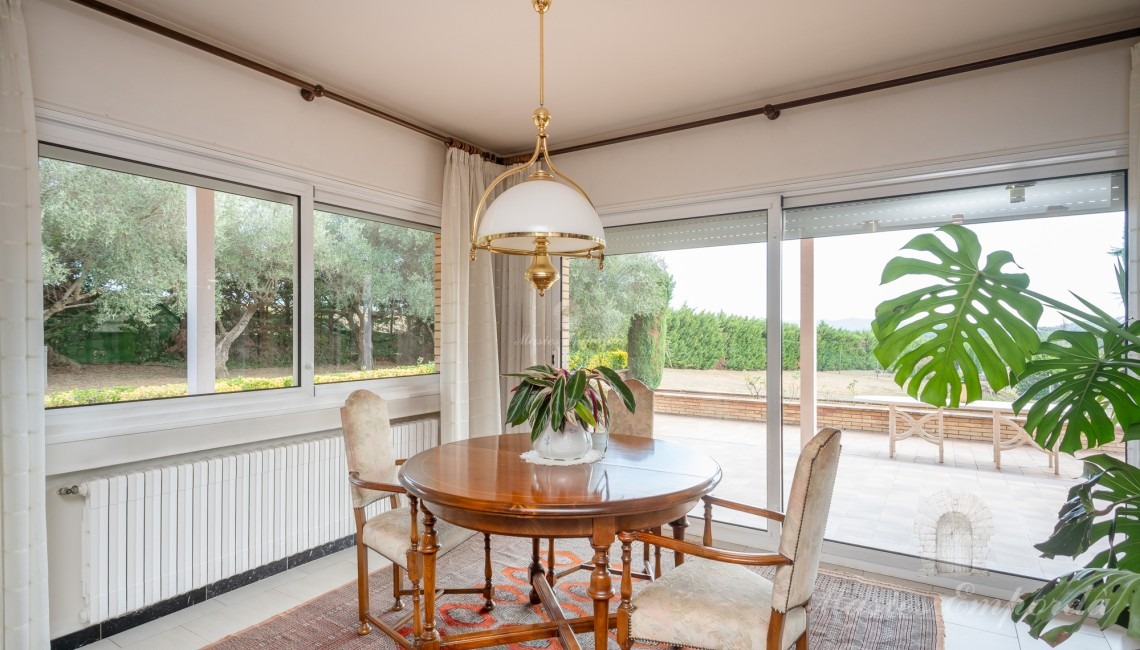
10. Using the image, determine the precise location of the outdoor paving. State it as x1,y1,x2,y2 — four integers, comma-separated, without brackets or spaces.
651,412,1108,580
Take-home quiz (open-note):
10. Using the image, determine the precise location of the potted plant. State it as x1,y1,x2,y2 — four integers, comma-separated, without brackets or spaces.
871,224,1140,645
505,364,636,461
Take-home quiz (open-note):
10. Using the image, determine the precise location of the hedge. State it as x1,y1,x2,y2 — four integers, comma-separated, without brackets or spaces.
660,308,880,372
45,362,437,407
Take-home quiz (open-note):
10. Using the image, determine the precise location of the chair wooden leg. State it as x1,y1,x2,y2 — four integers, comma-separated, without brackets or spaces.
652,526,662,578
767,608,785,650
547,537,556,587
354,512,372,635
391,562,404,611
617,533,634,650
528,537,544,605
797,633,808,649
482,533,495,611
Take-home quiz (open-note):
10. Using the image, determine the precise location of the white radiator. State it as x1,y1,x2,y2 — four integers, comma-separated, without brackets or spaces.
77,418,439,625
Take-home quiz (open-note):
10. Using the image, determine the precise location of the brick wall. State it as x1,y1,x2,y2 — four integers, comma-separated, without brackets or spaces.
654,391,1126,453
433,233,442,364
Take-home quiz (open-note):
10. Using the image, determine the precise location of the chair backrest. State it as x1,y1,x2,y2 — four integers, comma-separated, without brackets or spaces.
771,427,843,613
606,378,655,438
340,389,400,509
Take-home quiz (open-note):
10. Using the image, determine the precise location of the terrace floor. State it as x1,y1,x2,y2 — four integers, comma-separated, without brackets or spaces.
651,412,1107,580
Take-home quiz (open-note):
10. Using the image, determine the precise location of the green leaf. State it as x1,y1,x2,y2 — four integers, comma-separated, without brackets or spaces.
566,370,587,405
505,382,538,426
1033,455,1140,571
1013,322,1140,454
550,374,567,431
574,402,597,428
596,365,636,413
1013,568,1140,645
872,224,1043,408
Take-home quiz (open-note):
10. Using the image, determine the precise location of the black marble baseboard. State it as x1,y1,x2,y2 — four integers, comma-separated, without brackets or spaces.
50,534,356,650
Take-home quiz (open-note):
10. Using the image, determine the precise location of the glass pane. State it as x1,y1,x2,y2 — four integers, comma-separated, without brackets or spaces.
312,208,438,383
782,179,1125,580
41,154,299,407
568,239,767,528
213,192,296,389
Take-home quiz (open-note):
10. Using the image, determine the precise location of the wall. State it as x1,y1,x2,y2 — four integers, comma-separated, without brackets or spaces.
552,45,1131,216
24,0,449,638
654,391,1127,455
25,0,445,206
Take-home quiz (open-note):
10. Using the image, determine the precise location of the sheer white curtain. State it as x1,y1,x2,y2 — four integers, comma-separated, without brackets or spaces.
494,255,561,432
440,148,505,441
1130,43,1140,325
0,0,51,645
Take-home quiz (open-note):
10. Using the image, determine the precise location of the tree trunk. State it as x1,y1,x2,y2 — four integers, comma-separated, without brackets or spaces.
358,276,373,370
215,303,259,377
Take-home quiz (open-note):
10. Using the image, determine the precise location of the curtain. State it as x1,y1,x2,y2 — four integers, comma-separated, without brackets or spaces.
0,0,51,646
494,255,561,432
1130,43,1139,324
440,149,504,441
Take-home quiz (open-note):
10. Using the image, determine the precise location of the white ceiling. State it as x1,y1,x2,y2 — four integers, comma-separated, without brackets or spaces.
108,0,1140,153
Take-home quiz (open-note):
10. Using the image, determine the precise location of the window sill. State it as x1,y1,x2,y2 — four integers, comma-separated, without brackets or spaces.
45,374,440,475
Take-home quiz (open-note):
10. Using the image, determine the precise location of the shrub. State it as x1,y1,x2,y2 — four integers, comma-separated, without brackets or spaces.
722,315,766,370
665,307,725,369
628,311,666,389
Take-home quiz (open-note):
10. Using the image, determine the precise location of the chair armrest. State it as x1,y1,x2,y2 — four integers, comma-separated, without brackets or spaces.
631,530,792,567
348,471,405,494
703,495,784,522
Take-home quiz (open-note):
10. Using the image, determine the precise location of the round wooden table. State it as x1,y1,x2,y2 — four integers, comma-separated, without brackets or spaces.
399,432,721,650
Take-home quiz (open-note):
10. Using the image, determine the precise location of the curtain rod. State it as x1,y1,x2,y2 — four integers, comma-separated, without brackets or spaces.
547,27,1140,157
65,0,502,159
65,0,1138,162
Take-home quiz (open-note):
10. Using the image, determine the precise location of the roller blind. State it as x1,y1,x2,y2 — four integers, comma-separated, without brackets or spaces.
783,171,1125,241
602,210,767,256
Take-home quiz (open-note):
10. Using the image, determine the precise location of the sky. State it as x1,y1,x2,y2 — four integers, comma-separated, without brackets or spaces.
655,212,1125,329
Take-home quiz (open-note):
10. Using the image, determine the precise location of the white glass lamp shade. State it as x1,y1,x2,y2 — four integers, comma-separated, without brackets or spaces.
477,179,605,254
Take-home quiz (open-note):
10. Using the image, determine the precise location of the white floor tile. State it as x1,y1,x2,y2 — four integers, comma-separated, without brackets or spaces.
106,599,222,647
180,589,303,643
115,625,209,650
941,595,1017,638
272,560,358,602
944,622,1021,650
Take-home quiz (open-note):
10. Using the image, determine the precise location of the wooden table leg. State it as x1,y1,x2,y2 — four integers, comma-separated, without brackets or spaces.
589,525,615,650
670,516,688,567
419,506,441,649
528,537,544,605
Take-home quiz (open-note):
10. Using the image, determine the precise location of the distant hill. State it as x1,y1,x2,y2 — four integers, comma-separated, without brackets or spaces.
823,317,874,332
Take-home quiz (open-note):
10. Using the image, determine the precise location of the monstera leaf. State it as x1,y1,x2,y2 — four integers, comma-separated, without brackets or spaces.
1016,456,1140,644
1014,322,1140,454
1033,454,1140,571
873,225,1043,408
1014,568,1140,645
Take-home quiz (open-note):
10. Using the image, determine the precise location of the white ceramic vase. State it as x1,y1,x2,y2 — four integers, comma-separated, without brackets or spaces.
532,419,592,461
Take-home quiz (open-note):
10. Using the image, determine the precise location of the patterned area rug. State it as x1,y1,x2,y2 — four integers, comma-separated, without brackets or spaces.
207,535,943,649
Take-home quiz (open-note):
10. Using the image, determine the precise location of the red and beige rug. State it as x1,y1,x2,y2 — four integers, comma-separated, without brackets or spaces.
207,535,944,649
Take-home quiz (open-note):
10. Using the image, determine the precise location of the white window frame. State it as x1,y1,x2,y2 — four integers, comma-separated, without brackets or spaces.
311,201,441,395
37,110,442,454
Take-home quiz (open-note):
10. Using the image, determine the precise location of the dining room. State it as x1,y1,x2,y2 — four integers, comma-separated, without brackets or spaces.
3,0,1140,649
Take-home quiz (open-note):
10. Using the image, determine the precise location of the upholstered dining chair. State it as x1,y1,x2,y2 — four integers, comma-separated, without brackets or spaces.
616,427,843,650
550,378,661,584
340,389,495,641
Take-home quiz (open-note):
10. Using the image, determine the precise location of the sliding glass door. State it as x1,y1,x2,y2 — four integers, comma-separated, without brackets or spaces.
782,171,1126,579
567,211,769,527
